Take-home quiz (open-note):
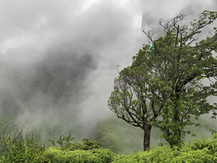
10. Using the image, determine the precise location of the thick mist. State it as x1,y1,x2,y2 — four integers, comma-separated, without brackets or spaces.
0,0,216,150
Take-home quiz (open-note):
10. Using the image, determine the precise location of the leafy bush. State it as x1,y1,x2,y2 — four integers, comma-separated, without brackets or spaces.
1,137,47,163
44,147,114,163
49,134,103,151
44,134,113,162
49,134,75,150
0,122,52,162
69,138,103,150
0,134,107,163
112,134,217,163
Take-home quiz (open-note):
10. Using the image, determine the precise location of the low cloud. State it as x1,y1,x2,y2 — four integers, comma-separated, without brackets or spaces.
0,0,216,142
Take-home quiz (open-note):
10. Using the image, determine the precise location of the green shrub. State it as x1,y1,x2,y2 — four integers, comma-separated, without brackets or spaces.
49,134,103,151
1,137,47,163
112,135,217,163
43,146,114,163
67,138,103,151
43,134,112,162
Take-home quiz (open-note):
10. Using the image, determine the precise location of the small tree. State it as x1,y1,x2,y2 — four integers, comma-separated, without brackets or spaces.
108,10,217,151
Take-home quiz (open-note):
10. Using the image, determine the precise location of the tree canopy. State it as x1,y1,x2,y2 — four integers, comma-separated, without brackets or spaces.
108,10,217,151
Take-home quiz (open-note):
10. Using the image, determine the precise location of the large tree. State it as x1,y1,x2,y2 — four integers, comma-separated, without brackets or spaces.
108,10,217,151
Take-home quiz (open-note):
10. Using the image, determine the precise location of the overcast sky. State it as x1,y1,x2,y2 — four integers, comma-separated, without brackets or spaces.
0,0,216,140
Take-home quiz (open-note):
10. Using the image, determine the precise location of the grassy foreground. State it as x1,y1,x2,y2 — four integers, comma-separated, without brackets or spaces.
1,123,217,162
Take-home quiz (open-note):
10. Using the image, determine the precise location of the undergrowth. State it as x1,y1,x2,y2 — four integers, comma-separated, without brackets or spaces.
1,122,217,162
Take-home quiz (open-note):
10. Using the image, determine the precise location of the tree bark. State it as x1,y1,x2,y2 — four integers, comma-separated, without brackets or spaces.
143,125,152,151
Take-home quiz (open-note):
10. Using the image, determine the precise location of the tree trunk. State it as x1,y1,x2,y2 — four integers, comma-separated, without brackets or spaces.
143,125,152,151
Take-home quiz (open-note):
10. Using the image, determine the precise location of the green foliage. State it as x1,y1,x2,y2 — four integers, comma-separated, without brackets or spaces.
0,125,110,163
2,138,46,163
112,134,217,163
49,134,75,150
0,121,52,158
44,147,114,163
1,121,217,162
209,128,217,135
66,138,103,151
0,122,25,157
0,134,112,163
0,122,52,162
49,134,103,152
0,114,15,156
108,10,217,151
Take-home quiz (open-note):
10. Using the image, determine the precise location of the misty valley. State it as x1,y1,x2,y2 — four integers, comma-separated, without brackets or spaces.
0,0,216,162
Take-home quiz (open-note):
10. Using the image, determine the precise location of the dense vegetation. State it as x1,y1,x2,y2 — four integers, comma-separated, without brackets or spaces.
1,116,217,162
0,129,217,162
